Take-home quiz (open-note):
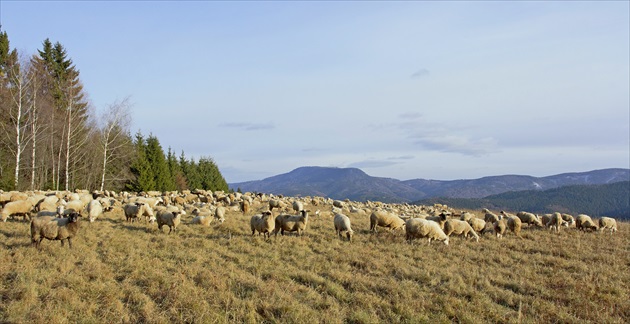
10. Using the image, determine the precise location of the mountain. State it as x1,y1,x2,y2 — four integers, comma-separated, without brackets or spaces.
228,167,630,203
415,181,630,219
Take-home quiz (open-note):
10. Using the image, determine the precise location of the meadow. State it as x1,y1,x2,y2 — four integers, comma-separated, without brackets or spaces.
0,201,628,323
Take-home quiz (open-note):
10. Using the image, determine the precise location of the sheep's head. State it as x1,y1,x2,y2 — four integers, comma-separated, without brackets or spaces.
68,212,80,223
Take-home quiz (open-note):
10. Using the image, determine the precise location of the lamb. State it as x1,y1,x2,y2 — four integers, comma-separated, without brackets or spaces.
333,213,354,241
250,211,275,239
598,217,617,235
516,211,543,227
274,210,309,237
30,212,81,249
156,210,183,234
369,210,406,232
1,199,34,222
443,219,479,242
506,216,523,238
576,214,598,232
405,218,449,245
123,203,154,223
86,199,103,223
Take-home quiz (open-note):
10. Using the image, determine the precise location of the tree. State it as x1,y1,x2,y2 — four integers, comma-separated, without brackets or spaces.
126,132,154,192
197,156,228,191
145,135,174,191
99,98,133,191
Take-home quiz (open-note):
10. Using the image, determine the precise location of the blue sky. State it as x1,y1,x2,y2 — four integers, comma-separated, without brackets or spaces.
2,1,629,183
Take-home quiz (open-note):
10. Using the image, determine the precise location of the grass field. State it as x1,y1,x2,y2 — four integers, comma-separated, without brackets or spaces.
1,202,628,323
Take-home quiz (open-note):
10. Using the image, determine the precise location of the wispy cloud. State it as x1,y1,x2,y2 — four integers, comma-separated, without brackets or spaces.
412,135,500,156
219,122,275,131
349,160,400,168
410,68,430,78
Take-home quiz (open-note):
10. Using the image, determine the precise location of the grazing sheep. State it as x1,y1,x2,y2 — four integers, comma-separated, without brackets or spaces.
30,212,81,249
1,199,34,222
156,210,183,234
426,213,448,229
369,210,406,232
548,212,565,232
467,217,487,234
493,219,508,238
274,210,309,237
250,211,275,239
215,206,226,223
506,216,523,238
598,217,617,235
123,203,154,223
483,208,501,223
405,218,449,245
561,214,575,227
443,219,479,242
333,213,354,241
191,215,213,226
240,200,250,215
86,199,103,223
292,201,304,213
576,214,598,232
516,211,543,227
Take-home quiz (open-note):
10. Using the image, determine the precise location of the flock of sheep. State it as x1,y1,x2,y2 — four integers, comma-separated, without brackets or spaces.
0,189,620,249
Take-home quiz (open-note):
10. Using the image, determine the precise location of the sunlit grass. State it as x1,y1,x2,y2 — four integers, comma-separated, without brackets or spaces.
0,203,628,323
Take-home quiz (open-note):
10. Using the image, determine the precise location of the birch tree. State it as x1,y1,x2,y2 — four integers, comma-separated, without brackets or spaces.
99,98,132,191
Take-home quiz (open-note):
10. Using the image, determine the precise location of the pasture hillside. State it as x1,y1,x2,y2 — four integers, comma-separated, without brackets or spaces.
1,201,628,323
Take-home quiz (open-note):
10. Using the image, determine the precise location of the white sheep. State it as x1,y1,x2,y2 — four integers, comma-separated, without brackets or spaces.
250,211,275,239
369,210,406,232
598,217,617,234
333,213,354,241
86,199,103,223
64,199,85,215
493,219,508,238
405,218,449,245
123,203,154,223
30,212,81,249
548,212,565,232
443,219,479,242
467,217,487,234
506,215,523,238
215,206,226,223
156,210,183,234
426,213,448,229
1,199,34,222
274,210,309,237
576,214,598,232
516,211,543,227
292,200,304,213
483,208,501,223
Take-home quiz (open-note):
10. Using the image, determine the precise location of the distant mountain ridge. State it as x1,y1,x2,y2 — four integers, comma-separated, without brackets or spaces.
228,167,630,203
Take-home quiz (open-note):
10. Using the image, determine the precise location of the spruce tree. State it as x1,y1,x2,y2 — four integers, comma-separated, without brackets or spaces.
145,135,174,191
126,132,154,192
198,156,228,191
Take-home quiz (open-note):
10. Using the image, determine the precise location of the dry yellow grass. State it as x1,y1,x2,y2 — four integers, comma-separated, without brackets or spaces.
1,203,628,323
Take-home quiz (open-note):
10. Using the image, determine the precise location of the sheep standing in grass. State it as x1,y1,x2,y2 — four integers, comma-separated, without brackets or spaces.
405,218,449,245
483,208,501,223
1,199,34,222
123,203,154,223
548,212,565,232
443,219,479,242
274,210,309,237
426,213,448,229
86,199,103,223
369,210,406,232
268,199,285,212
598,217,617,234
292,201,304,214
516,211,543,227
156,210,182,234
250,211,275,239
30,212,81,249
493,219,508,238
333,213,354,241
215,206,226,223
467,217,487,234
506,216,523,238
576,214,598,232
561,214,575,227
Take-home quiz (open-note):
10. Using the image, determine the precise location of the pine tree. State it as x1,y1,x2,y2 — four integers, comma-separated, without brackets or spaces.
145,135,174,191
198,156,228,191
126,132,154,192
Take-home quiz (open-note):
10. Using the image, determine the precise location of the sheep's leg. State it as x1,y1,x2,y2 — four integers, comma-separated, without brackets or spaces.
68,238,72,248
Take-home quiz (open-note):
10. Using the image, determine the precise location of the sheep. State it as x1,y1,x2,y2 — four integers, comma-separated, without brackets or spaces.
506,216,523,238
333,213,354,241
30,212,81,249
292,201,304,213
548,212,565,232
274,210,309,237
123,203,154,223
516,211,543,227
250,211,275,239
405,218,449,245
576,214,598,232
467,217,487,234
598,217,617,235
493,219,508,238
369,210,406,232
1,199,34,222
156,210,183,234
426,213,448,229
268,199,285,212
483,208,501,223
240,200,250,215
214,206,226,223
561,214,575,227
64,199,85,216
443,219,479,242
460,212,475,222
86,199,103,223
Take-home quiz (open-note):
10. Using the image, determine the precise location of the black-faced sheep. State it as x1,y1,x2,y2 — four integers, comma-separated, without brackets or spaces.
274,210,309,237
598,217,617,234
333,213,354,241
30,212,81,249
369,210,406,232
443,219,479,242
405,218,449,245
250,211,275,239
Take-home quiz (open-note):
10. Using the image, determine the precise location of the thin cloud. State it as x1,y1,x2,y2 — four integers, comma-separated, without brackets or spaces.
219,122,275,131
349,160,400,169
410,68,430,78
388,155,415,160
413,135,500,156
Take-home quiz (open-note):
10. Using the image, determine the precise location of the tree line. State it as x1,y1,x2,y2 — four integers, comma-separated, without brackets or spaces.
0,30,227,193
